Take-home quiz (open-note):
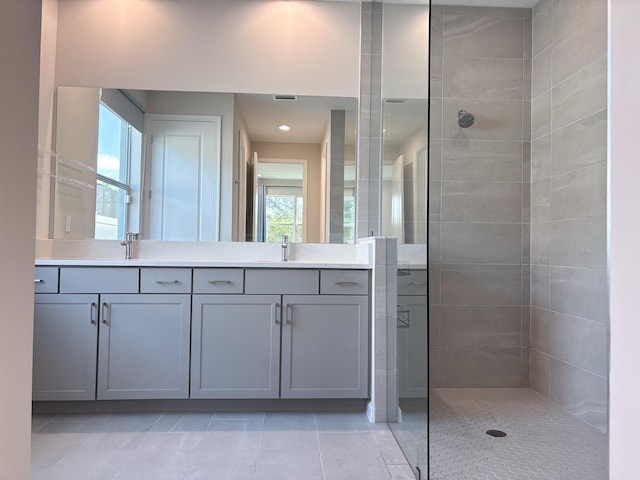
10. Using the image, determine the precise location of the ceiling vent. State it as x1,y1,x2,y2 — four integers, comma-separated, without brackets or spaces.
273,95,298,102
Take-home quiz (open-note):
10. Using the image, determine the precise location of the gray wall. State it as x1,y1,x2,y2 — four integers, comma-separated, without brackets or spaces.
529,0,608,432
429,6,531,388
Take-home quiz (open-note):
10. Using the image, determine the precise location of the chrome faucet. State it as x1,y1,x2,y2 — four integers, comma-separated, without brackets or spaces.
281,235,289,262
121,232,139,260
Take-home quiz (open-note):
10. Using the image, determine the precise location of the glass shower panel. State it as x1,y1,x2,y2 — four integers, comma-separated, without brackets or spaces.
380,1,430,478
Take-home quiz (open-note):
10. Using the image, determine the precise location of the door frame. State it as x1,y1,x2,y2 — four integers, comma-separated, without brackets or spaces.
255,157,308,243
142,114,222,240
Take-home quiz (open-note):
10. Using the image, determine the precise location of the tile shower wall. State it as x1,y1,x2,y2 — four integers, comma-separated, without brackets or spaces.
429,6,531,388
529,0,608,432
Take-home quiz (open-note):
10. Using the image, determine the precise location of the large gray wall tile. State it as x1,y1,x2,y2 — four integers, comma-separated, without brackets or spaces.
550,216,606,268
530,221,550,266
549,266,609,323
440,306,522,347
549,359,608,432
531,90,551,140
440,222,522,264
550,162,607,220
442,99,523,141
529,349,550,397
443,15,525,59
531,134,551,181
443,6,525,18
531,178,550,222
549,312,608,377
552,56,607,130
442,140,523,182
551,106,607,176
443,57,524,100
439,347,523,387
530,307,550,353
532,0,552,57
552,0,607,84
441,181,522,222
531,46,552,98
530,266,550,309
440,264,522,306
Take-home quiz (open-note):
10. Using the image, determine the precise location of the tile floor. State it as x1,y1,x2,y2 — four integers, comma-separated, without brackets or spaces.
428,389,608,480
31,411,416,480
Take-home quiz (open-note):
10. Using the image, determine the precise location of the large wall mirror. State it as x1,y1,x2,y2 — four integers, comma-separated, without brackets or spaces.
49,87,357,243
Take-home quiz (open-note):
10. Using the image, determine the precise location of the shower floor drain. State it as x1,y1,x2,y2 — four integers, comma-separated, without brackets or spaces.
486,429,507,438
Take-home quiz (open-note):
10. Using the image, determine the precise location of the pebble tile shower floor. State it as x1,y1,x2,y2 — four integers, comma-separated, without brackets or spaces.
30,411,415,480
429,389,608,480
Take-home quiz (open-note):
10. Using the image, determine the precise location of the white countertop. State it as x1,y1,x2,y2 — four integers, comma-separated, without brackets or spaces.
35,258,371,269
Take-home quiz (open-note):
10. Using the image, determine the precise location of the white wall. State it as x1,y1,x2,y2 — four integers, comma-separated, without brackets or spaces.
0,1,41,478
54,0,361,97
54,87,99,239
609,0,640,476
382,3,429,100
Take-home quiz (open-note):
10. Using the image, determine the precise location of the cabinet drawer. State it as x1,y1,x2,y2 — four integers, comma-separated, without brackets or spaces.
34,267,59,293
397,269,427,296
193,268,244,294
140,268,192,293
320,270,369,295
245,269,319,294
60,267,139,293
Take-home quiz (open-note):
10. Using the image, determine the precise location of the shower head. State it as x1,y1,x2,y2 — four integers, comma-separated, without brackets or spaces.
457,110,475,128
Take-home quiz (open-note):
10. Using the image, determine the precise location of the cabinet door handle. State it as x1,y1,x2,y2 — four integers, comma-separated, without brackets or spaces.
409,281,426,286
34,278,44,283
335,281,358,286
273,303,281,324
155,280,180,284
208,280,231,284
285,304,292,324
90,302,97,325
101,302,109,325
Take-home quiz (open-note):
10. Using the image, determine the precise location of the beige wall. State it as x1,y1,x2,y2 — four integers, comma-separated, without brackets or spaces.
252,142,322,243
54,0,360,97
0,1,40,478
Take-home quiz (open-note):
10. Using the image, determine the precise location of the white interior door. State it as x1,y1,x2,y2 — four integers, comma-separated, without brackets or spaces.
146,115,220,241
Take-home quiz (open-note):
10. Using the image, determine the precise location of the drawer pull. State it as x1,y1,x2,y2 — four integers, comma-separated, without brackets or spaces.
155,280,180,284
273,303,281,324
90,302,97,325
101,302,109,325
335,281,359,286
409,281,426,286
207,280,232,284
285,304,292,324
34,279,44,283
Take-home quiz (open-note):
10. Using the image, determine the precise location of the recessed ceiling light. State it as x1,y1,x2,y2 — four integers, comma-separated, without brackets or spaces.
278,125,290,132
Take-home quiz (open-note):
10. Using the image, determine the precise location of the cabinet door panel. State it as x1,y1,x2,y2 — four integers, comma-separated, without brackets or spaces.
97,294,190,400
33,294,98,400
281,295,368,399
397,295,428,398
191,295,281,398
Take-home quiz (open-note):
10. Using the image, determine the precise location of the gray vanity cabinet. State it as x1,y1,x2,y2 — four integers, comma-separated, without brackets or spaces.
33,294,99,401
281,294,369,398
97,294,191,400
397,269,428,398
191,294,281,398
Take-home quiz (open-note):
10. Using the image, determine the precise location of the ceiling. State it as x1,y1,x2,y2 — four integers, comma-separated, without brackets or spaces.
235,93,357,144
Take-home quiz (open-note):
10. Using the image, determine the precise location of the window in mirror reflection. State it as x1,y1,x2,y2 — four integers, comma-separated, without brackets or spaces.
261,188,304,243
95,103,142,239
255,161,306,243
344,189,355,243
